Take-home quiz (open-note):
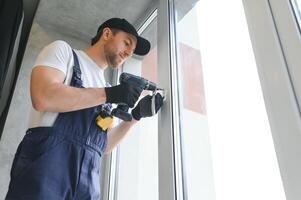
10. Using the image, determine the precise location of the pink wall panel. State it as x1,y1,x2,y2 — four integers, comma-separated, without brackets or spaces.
141,43,206,114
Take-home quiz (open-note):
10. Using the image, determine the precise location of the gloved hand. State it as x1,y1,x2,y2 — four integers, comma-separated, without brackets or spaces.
131,93,164,121
105,83,144,108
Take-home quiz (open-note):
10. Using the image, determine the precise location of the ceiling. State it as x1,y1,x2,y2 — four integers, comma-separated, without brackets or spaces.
32,0,198,56
34,0,158,43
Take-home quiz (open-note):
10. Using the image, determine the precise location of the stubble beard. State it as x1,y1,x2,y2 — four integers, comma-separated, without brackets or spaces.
104,45,120,68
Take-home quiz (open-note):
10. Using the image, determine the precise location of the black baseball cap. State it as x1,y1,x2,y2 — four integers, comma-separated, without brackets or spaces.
92,18,151,56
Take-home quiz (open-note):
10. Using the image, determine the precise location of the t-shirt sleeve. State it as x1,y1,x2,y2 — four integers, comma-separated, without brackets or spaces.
33,40,72,76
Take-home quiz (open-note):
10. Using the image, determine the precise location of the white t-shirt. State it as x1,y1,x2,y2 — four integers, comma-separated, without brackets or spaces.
28,40,108,128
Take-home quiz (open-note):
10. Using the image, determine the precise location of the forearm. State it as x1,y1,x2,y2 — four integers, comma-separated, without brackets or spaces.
31,82,106,112
104,119,138,154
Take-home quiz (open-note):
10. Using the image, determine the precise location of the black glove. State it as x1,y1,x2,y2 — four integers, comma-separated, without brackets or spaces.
131,93,164,121
105,83,143,108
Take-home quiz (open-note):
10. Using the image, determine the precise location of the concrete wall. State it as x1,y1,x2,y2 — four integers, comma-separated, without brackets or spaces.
0,22,89,199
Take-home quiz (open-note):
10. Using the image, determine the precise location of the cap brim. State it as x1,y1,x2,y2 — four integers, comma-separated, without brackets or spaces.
134,36,151,56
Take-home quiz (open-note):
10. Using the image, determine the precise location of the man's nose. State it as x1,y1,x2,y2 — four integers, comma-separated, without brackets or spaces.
124,49,133,58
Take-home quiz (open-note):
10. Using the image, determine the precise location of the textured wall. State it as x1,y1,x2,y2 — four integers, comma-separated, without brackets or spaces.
0,22,89,199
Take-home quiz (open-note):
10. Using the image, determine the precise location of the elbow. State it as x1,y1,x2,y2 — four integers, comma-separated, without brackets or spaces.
31,87,53,112
31,96,48,112
103,148,111,155
103,145,113,155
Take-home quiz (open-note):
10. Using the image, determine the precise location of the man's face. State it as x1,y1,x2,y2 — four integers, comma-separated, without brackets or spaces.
104,30,137,68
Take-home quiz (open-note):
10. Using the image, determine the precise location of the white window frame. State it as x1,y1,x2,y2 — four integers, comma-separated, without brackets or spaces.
269,0,301,109
243,0,301,199
157,0,186,199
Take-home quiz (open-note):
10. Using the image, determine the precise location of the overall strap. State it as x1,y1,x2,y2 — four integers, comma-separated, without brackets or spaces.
70,50,83,87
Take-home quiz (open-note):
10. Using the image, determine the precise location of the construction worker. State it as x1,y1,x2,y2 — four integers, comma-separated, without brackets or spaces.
5,18,163,200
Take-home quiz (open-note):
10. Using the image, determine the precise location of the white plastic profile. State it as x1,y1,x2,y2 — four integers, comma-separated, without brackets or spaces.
243,0,301,199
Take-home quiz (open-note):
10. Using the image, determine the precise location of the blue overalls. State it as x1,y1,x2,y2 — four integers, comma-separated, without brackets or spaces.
6,51,108,200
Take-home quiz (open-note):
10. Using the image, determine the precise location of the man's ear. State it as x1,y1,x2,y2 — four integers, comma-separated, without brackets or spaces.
102,27,112,41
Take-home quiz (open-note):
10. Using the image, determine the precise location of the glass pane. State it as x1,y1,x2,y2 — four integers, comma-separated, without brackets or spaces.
174,0,215,199
174,0,285,200
116,17,158,200
291,0,301,30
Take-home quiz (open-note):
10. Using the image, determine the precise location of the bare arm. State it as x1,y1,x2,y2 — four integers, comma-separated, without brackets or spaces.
103,119,138,154
31,66,107,112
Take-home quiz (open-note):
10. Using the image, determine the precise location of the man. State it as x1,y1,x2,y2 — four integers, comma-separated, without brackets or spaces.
6,18,163,200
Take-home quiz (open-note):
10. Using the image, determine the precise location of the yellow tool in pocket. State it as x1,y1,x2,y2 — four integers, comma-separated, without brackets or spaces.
96,115,113,131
